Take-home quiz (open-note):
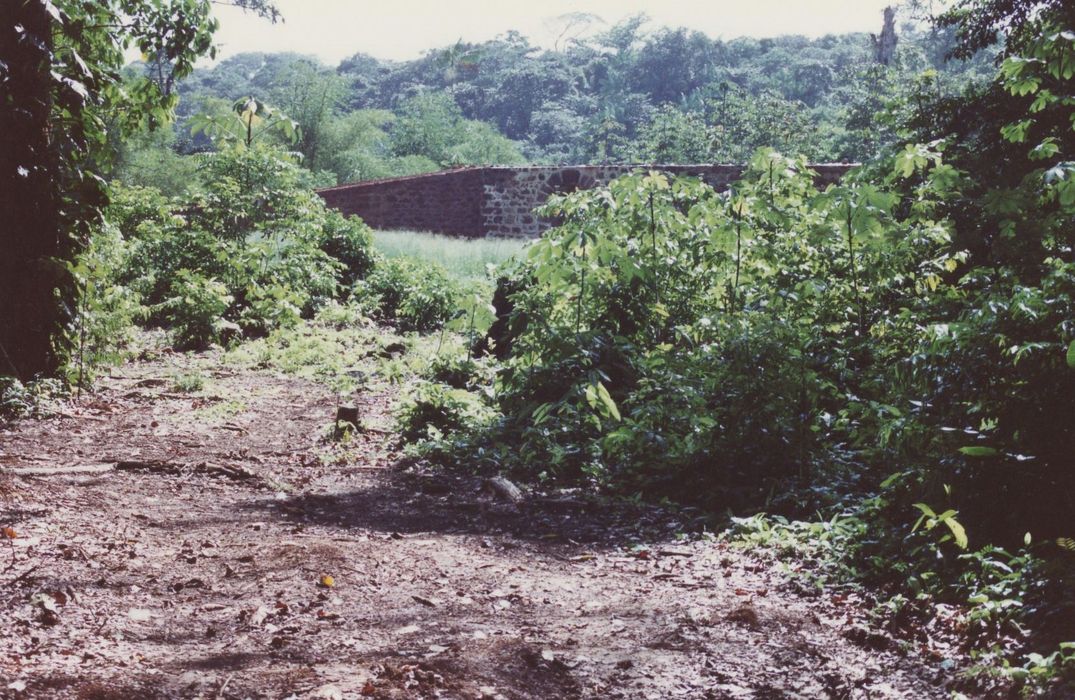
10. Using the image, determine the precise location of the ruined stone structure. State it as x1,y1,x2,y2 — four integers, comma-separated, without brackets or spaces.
317,164,854,238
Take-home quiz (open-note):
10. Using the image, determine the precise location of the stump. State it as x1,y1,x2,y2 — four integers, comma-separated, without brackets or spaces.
333,405,361,439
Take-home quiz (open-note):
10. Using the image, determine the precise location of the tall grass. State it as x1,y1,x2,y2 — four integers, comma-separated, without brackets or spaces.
372,230,528,283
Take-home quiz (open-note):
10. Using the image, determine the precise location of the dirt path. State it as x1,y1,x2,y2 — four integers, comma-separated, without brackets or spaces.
1,352,953,699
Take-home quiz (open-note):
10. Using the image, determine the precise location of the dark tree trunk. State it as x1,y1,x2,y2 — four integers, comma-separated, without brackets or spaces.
871,6,898,66
0,1,67,379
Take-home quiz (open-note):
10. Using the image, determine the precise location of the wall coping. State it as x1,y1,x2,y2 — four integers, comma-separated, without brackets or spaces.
317,162,860,193
315,166,482,193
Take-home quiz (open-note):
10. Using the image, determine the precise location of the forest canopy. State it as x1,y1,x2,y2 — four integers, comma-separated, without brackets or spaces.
114,8,997,192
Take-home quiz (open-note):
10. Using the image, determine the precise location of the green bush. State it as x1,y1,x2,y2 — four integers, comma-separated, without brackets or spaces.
158,270,235,350
107,144,377,348
320,210,375,287
0,377,66,421
66,218,144,387
424,354,492,390
396,380,498,445
353,256,461,333
480,158,891,492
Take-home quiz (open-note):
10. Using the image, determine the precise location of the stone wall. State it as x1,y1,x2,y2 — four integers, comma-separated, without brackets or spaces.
316,168,486,236
317,163,853,238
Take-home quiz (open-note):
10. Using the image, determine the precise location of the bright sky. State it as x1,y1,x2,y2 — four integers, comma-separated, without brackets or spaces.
208,0,902,65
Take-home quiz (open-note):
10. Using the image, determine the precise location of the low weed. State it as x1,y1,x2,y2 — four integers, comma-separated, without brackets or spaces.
0,377,66,421
170,371,206,393
190,398,247,423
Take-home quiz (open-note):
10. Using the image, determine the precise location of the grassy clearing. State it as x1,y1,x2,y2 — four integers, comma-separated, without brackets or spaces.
372,230,528,282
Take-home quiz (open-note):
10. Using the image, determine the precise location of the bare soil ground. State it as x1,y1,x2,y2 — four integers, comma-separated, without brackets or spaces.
1,351,956,699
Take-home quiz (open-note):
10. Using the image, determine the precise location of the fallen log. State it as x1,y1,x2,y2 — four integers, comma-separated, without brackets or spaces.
483,475,523,503
115,459,258,481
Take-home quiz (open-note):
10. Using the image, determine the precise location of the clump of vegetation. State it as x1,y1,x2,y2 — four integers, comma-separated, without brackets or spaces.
0,377,66,422
103,144,376,350
423,354,494,391
396,380,498,447
352,256,463,333
170,371,206,393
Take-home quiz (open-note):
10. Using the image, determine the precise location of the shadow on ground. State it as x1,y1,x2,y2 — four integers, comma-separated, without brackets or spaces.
242,467,705,551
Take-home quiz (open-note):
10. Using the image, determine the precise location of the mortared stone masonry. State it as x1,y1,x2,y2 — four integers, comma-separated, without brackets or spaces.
316,163,854,238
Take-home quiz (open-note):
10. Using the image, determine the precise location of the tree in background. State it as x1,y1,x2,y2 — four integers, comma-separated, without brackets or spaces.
634,106,712,162
871,6,899,65
390,92,524,168
189,96,298,150
142,6,998,177
271,60,347,173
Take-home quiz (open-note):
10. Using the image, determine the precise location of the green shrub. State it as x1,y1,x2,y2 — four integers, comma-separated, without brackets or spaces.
424,354,493,390
107,145,377,348
0,377,66,421
353,257,461,333
396,380,498,445
66,218,143,387
158,270,235,350
320,211,375,287
312,299,368,329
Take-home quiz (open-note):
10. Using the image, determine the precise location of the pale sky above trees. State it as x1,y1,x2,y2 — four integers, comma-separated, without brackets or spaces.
209,0,903,64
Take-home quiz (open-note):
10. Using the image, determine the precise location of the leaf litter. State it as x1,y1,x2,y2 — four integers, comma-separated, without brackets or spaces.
0,349,960,698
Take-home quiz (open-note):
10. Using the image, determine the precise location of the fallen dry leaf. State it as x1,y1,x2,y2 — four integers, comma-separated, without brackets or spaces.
128,608,153,622
314,683,343,699
249,606,270,626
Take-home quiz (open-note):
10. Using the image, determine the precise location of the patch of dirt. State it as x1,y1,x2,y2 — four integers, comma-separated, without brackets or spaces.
1,351,958,698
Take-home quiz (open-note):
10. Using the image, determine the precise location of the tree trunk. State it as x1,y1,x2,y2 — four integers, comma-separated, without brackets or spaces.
871,6,898,66
0,1,66,379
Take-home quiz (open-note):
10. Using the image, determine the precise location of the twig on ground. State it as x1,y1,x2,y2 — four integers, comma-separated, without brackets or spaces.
217,673,235,699
7,564,39,584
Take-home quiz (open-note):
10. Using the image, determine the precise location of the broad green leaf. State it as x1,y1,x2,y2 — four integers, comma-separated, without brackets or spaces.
595,382,621,421
944,517,969,549
912,502,936,518
583,384,598,409
959,446,998,457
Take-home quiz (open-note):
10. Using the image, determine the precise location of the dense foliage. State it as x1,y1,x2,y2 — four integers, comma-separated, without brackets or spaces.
88,144,471,357
108,8,997,191
390,4,1075,691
